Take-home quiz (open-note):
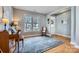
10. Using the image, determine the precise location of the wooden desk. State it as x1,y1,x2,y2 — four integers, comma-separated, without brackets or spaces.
0,31,16,53
0,30,9,53
0,30,23,53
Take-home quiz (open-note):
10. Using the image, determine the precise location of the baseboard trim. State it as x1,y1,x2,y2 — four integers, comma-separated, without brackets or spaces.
24,34,41,38
46,34,51,37
55,33,71,38
70,41,76,45
70,41,79,48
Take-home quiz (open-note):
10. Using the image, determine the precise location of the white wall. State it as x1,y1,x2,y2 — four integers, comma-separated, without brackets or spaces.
0,6,4,31
3,6,13,22
75,6,79,48
71,6,76,44
71,6,79,48
55,11,71,37
46,16,55,35
0,6,2,18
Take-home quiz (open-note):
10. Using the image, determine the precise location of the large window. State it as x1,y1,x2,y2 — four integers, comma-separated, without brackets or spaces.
23,16,40,32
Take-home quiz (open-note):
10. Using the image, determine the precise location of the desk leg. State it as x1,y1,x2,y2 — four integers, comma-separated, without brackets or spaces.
15,41,19,53
22,39,24,48
18,41,19,53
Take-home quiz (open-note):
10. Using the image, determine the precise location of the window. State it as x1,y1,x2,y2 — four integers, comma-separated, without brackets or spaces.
24,16,32,32
23,16,40,32
33,17,39,31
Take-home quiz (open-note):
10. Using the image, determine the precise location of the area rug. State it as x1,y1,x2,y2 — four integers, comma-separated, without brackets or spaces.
15,36,64,53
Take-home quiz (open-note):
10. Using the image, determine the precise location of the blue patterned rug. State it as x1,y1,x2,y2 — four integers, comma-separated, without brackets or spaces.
15,36,64,53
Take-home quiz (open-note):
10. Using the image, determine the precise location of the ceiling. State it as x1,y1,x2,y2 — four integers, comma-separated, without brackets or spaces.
13,6,70,15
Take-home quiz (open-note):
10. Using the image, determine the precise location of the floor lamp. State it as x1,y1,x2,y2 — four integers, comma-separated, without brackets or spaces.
2,18,9,30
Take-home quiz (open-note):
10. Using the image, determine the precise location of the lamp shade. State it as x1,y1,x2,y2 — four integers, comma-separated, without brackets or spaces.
2,18,9,24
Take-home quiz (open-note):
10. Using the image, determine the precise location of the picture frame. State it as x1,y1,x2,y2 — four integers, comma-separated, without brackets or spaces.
51,20,54,24
47,19,49,24
61,20,67,24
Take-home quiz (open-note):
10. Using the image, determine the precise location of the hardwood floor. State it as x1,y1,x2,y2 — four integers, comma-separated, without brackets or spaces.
45,35,79,53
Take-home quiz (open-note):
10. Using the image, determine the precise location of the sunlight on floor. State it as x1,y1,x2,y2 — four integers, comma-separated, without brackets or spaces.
45,35,79,53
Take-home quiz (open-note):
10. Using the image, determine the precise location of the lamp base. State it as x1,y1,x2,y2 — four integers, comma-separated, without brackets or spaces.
4,24,6,30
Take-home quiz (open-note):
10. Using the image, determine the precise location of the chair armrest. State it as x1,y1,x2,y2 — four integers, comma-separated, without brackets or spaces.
17,30,21,34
